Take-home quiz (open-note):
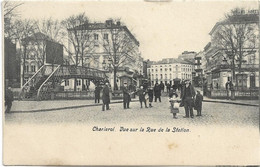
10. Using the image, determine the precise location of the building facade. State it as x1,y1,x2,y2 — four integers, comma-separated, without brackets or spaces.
204,11,259,90
21,32,63,87
66,20,143,91
147,58,193,86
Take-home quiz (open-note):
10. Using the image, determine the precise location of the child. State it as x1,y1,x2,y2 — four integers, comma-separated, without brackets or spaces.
147,87,153,107
169,88,180,119
194,90,203,116
137,86,148,108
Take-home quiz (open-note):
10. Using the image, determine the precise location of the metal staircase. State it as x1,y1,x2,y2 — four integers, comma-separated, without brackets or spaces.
19,64,108,100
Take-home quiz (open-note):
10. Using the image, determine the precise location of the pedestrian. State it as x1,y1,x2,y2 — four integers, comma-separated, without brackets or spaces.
225,81,230,100
154,83,161,102
160,81,165,93
136,86,148,108
166,83,170,93
94,85,101,103
194,90,203,116
181,80,196,118
122,82,131,109
147,86,154,107
102,82,110,111
169,88,180,119
5,86,14,113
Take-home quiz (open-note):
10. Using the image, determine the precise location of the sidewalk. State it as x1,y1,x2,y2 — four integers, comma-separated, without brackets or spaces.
203,96,259,107
11,98,139,113
10,95,258,113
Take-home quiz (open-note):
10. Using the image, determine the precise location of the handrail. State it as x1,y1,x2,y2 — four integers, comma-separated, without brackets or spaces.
19,65,46,99
20,65,46,91
36,65,61,100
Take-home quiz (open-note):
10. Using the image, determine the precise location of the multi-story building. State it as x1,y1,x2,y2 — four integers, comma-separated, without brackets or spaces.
147,58,193,86
21,32,63,87
205,10,259,90
67,20,143,90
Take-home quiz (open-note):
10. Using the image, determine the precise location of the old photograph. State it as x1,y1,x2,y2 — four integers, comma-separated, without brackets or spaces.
2,0,260,165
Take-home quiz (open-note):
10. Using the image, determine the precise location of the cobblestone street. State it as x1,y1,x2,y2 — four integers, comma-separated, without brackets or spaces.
5,96,258,128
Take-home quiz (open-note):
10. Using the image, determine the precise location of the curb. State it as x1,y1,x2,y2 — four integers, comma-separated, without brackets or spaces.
203,100,259,107
10,99,139,113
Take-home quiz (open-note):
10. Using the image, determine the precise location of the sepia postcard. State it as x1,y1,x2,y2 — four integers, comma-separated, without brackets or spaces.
2,0,260,165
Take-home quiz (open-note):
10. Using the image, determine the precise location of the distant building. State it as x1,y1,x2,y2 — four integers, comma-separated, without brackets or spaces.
178,51,197,63
147,58,193,86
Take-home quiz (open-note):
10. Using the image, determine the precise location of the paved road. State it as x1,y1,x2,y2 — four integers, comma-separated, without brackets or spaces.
5,96,258,127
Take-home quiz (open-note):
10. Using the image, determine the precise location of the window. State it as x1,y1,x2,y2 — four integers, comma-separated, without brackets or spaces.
25,65,29,72
151,69,154,72
31,65,36,72
165,68,167,71
94,34,99,40
155,69,158,72
156,74,158,79
165,74,167,79
170,73,172,79
76,79,81,86
249,55,255,64
160,68,162,72
152,74,154,79
169,68,172,71
84,34,90,40
160,74,163,79
104,33,108,40
65,80,69,86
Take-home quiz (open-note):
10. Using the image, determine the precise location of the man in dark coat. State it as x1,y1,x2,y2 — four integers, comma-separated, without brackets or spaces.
94,85,101,103
166,83,171,93
5,87,14,113
122,82,131,109
137,86,148,108
181,80,196,118
194,90,203,116
160,81,165,93
102,83,110,111
147,86,154,107
154,83,161,102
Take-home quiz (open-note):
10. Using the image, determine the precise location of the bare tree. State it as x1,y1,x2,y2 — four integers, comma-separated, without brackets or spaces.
10,19,37,85
101,20,139,90
61,13,94,91
3,1,24,39
213,8,258,84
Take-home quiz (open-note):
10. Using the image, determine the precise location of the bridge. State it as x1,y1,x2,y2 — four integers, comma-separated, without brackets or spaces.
19,64,108,100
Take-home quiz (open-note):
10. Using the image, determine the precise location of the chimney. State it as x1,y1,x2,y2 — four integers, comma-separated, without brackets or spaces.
105,19,113,26
116,21,121,26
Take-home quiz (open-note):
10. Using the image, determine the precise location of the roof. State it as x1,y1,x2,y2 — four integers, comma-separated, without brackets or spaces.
22,32,51,41
209,13,259,35
150,58,192,65
68,21,139,46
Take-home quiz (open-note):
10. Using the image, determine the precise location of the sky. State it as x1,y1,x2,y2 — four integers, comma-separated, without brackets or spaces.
14,0,258,61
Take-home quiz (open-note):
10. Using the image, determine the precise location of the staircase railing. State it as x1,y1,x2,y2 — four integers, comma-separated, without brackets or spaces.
19,65,46,100
36,65,61,100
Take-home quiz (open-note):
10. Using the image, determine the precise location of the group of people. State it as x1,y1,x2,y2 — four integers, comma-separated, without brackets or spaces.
99,80,204,119
169,80,203,119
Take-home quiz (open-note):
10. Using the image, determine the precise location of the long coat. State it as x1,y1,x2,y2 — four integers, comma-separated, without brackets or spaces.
147,89,153,102
194,93,203,110
154,85,161,97
102,85,110,104
122,86,131,102
94,86,101,98
137,89,147,102
5,89,14,105
181,84,195,100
